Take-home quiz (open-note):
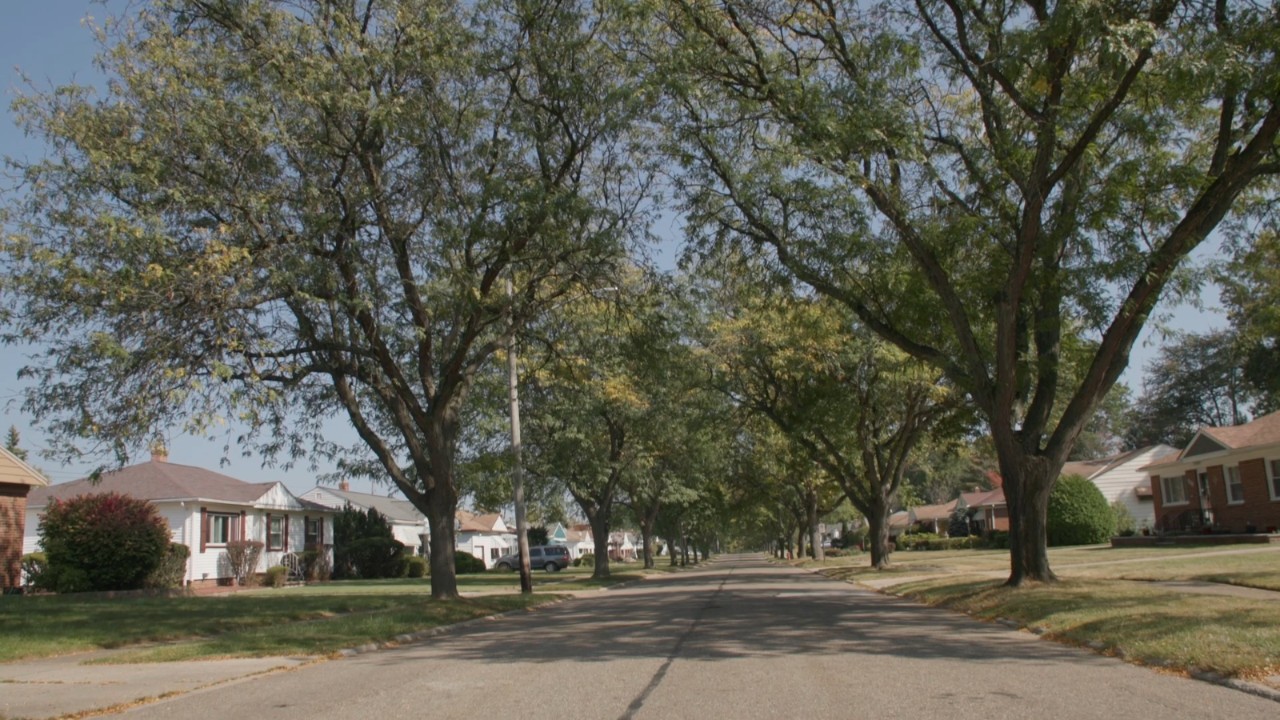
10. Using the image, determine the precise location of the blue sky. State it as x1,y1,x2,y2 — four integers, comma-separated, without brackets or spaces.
0,1,1226,494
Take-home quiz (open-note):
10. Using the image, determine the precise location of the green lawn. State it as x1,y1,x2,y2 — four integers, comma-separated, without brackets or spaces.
0,581,545,663
0,568,648,664
804,544,1280,678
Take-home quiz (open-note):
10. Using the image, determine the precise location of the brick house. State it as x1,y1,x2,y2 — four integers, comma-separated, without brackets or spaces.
1,446,48,591
1144,410,1280,534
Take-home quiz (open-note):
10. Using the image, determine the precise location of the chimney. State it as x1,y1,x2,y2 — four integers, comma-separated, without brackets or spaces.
339,480,350,491
149,437,169,463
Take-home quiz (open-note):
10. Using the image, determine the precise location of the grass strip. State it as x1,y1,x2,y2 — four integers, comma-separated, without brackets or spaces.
93,594,549,663
888,576,1280,678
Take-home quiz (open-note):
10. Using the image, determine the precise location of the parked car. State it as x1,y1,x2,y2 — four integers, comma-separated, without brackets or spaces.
493,545,572,572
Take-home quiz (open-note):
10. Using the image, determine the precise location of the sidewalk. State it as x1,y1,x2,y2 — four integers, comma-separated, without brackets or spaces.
0,651,310,719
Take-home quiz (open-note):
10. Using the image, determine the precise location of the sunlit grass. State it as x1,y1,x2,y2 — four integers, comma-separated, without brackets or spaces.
892,577,1280,678
0,584,552,663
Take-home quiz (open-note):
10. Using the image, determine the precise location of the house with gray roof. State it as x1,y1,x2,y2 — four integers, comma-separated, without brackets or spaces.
300,482,429,556
24,448,334,587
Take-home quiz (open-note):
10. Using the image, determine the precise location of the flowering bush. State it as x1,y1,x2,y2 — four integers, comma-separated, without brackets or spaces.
38,492,170,593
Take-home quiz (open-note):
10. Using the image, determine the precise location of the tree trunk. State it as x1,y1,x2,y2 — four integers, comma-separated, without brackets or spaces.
424,479,459,599
808,491,824,562
588,510,612,580
866,502,892,570
1001,453,1057,585
640,502,659,570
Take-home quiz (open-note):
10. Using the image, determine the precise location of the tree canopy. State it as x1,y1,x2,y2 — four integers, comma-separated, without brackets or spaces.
2,0,651,597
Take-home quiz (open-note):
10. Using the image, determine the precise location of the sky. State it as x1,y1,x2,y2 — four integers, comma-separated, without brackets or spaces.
0,1,1228,495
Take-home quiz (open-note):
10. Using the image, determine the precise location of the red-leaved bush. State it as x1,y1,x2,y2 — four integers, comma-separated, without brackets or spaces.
38,492,171,592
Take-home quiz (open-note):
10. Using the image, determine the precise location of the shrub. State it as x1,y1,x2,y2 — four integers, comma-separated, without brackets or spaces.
577,553,595,568
264,565,288,588
333,507,403,579
144,543,191,589
20,552,47,592
223,540,265,586
1110,500,1136,536
455,552,486,574
947,508,972,537
38,492,171,593
982,531,1010,549
301,548,333,581
404,555,428,578
1048,474,1117,546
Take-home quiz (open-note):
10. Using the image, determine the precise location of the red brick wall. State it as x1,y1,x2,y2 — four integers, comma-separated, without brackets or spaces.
0,483,31,591
1153,459,1280,533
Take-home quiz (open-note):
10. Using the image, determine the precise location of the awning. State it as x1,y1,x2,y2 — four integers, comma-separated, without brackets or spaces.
393,525,426,549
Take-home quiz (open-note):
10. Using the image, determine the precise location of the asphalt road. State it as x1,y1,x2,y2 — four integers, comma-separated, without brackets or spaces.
120,554,1277,719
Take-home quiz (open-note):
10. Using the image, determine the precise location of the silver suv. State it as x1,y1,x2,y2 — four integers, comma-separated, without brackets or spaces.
493,545,572,572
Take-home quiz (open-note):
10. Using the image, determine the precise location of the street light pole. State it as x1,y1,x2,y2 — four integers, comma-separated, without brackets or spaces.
506,277,533,594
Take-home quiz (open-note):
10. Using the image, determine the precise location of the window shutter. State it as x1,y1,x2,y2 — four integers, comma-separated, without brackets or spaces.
266,513,273,546
201,507,208,553
240,511,246,542
283,514,290,551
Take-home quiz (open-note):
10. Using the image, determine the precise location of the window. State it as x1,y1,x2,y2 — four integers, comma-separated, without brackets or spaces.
1268,459,1280,501
267,514,287,551
206,512,239,545
1225,466,1245,504
305,517,323,549
1161,476,1188,505
490,547,500,561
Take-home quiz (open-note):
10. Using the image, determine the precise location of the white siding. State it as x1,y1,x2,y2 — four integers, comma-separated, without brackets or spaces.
22,508,42,555
1088,446,1175,529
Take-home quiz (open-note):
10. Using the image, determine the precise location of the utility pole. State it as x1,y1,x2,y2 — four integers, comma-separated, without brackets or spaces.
507,277,533,594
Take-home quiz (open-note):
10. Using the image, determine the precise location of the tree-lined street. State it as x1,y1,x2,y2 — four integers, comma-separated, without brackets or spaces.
100,556,1277,719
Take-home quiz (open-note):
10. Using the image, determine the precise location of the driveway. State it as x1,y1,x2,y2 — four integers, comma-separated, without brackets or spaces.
107,553,1276,719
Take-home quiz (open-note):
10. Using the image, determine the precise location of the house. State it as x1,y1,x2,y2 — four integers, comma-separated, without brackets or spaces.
1,446,48,591
455,509,515,569
23,448,334,587
300,482,429,556
608,530,638,561
548,522,595,558
955,487,1008,534
908,500,957,535
887,510,912,539
1144,410,1280,534
1061,445,1177,529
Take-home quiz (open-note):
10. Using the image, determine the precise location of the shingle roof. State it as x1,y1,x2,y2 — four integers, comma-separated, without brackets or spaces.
1201,410,1280,449
910,500,957,522
27,459,276,508
314,487,424,524
1062,445,1179,480
960,488,1005,508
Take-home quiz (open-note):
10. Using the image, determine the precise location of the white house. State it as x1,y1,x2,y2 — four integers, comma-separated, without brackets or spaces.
1061,444,1177,530
24,449,334,587
300,483,429,556
548,522,594,558
608,530,639,561
455,510,514,568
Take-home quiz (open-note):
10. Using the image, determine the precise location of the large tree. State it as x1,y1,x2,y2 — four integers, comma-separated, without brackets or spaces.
1127,329,1252,447
703,283,958,568
665,0,1280,583
1,0,649,598
1218,229,1280,414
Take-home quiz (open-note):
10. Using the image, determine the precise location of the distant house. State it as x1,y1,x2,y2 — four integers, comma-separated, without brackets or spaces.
908,500,957,535
887,510,912,539
1144,410,1280,534
548,522,595,558
608,530,638,561
1061,445,1177,529
300,483,428,556
955,487,1008,534
1,446,48,591
456,510,515,569
23,449,334,587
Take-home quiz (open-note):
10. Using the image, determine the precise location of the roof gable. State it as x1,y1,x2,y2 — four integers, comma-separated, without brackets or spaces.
0,446,48,488
306,486,424,524
28,460,282,508
1183,432,1229,459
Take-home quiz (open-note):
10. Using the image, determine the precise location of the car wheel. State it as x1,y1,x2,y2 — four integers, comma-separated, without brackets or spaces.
497,562,512,571
545,562,559,572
